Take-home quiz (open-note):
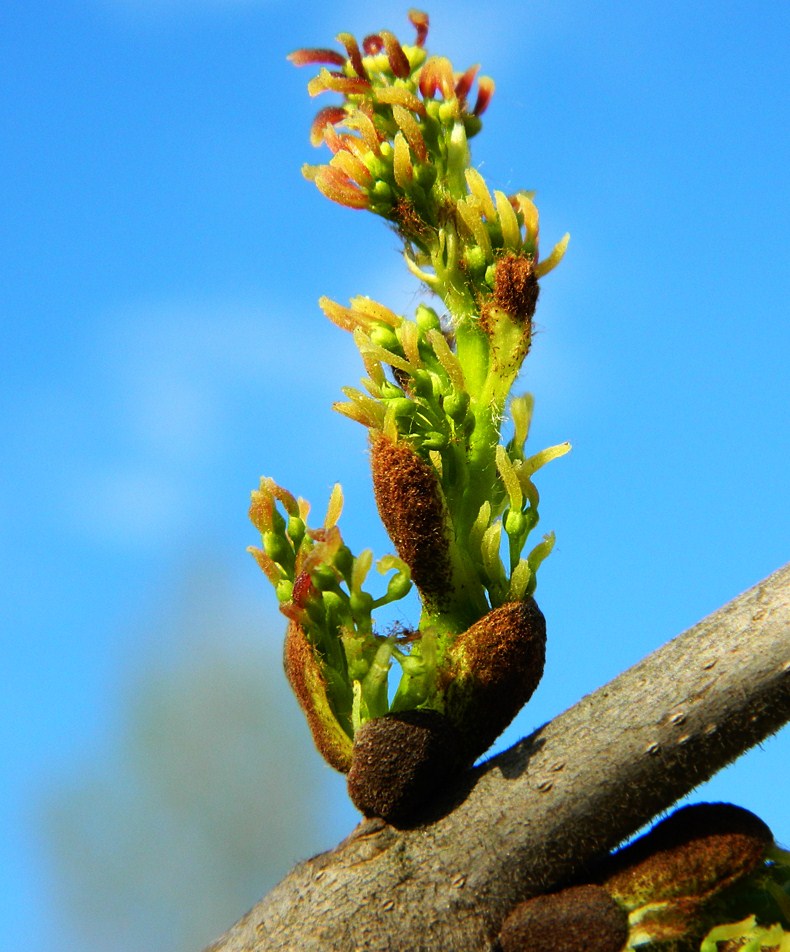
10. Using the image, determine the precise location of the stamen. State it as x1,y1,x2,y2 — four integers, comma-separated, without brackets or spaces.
454,64,480,103
457,199,492,259
330,150,373,187
392,104,428,161
307,69,371,98
319,296,360,331
337,32,368,80
512,193,539,245
427,329,466,391
324,483,344,529
344,111,382,154
473,76,495,115
350,296,402,327
310,107,346,147
314,166,369,209
379,30,411,78
288,48,347,68
419,56,455,99
374,86,426,116
465,168,497,221
393,131,414,188
495,190,521,248
408,9,429,48
362,33,384,56
534,233,570,278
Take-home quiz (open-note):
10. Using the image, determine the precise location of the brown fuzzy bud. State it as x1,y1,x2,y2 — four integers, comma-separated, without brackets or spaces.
493,252,540,325
602,803,773,909
283,621,353,773
443,599,546,763
499,884,629,952
370,435,453,606
594,803,773,945
346,710,463,825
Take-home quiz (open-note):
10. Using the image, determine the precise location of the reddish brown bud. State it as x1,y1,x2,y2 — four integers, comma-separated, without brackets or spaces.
499,885,629,952
346,710,463,824
370,435,453,607
443,599,546,762
283,621,353,773
602,803,773,909
493,252,539,325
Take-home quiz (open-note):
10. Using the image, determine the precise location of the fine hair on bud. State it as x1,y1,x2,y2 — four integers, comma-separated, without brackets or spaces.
283,621,353,773
492,251,539,325
601,802,773,907
499,884,629,952
346,709,463,825
443,598,546,763
370,434,453,605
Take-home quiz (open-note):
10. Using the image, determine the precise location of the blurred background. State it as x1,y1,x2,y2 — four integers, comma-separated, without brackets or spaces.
2,1,788,950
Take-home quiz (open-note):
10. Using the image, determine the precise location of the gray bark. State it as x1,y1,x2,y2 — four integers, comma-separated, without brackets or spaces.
205,562,790,952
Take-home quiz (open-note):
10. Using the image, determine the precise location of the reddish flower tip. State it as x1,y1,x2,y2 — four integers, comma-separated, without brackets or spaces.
362,33,384,56
309,107,346,147
454,64,479,104
288,47,347,68
408,9,429,48
473,76,495,116
337,32,368,80
314,166,370,210
379,30,411,78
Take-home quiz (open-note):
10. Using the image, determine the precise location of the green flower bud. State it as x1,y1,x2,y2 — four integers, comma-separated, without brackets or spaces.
369,323,400,352
504,508,529,539
384,570,412,602
350,590,374,616
415,303,441,332
311,564,339,591
422,430,447,450
443,390,470,422
262,530,291,566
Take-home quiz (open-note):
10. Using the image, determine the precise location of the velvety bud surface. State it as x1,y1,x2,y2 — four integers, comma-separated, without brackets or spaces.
443,598,546,762
499,884,629,952
602,803,773,907
346,709,463,824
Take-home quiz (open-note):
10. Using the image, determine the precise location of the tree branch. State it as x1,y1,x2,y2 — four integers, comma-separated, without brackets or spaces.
206,562,790,952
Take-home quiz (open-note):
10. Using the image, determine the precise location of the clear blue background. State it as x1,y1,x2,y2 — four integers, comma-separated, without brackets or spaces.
2,1,788,950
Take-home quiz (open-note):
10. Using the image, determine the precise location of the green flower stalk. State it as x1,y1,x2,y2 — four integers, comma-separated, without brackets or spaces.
250,10,569,786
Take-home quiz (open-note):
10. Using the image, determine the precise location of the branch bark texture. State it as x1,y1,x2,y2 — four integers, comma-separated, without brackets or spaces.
206,563,790,952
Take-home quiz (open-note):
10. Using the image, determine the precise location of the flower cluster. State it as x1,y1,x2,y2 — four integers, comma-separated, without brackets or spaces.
291,10,568,324
251,10,568,788
322,293,569,634
249,478,412,770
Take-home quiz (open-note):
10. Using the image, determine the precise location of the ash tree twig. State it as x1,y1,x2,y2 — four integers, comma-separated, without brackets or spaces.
205,562,790,952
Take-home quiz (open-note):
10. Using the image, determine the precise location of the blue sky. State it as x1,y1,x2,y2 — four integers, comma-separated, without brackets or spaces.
2,1,789,949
